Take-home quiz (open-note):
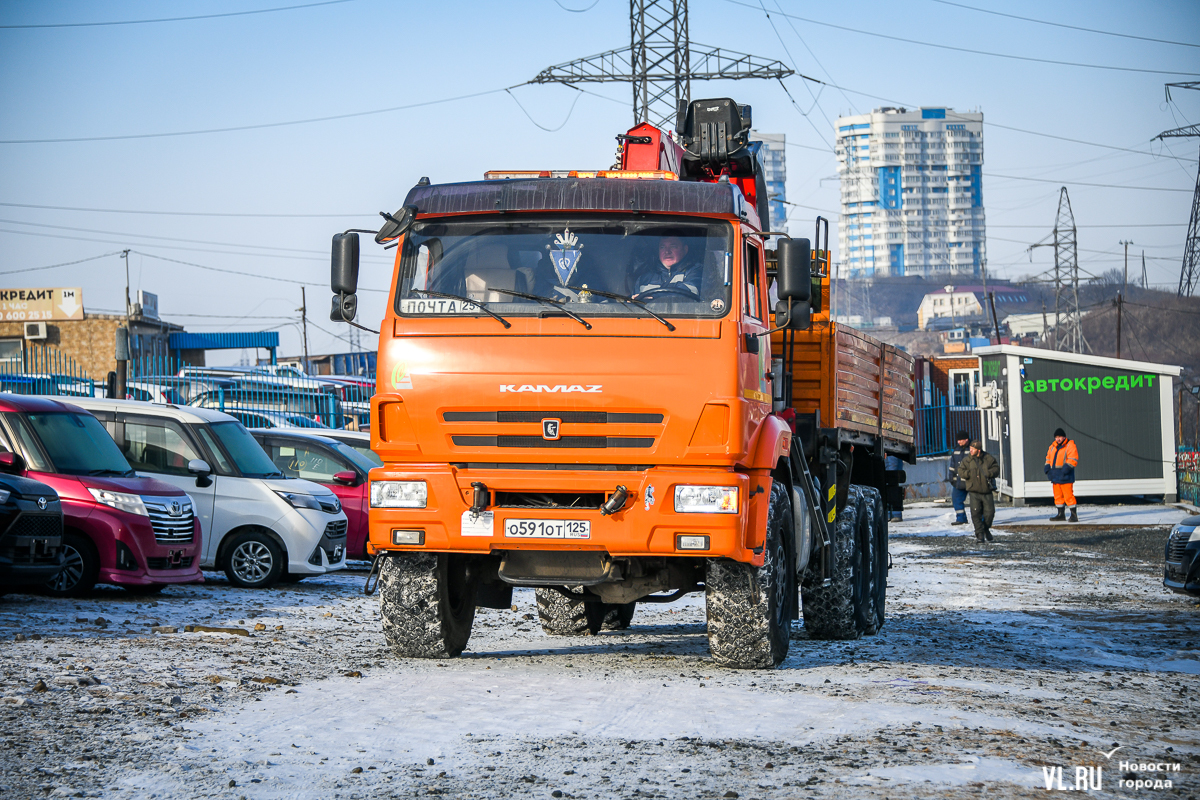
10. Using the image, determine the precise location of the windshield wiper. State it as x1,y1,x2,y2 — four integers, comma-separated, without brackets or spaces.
486,288,592,329
411,289,511,329
565,286,676,331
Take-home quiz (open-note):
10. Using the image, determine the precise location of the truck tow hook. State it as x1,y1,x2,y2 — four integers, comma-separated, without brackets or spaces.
470,482,489,514
599,485,628,516
363,553,387,596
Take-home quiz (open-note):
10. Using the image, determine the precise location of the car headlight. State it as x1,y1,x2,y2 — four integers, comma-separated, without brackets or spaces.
371,480,427,508
0,489,10,505
274,490,323,511
674,485,738,514
1187,527,1200,543
87,487,148,517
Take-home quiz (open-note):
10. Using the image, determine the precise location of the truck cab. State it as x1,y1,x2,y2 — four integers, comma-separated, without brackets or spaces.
335,99,912,668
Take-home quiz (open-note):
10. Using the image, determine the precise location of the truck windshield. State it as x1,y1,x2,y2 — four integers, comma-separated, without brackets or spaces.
208,421,284,479
6,412,134,477
397,216,734,320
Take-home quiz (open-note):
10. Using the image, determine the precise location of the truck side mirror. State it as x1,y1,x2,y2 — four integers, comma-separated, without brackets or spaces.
331,232,360,323
774,238,812,330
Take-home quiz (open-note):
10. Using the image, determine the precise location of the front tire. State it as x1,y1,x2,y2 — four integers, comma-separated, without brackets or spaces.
705,481,792,669
43,533,98,597
379,553,477,658
224,531,285,589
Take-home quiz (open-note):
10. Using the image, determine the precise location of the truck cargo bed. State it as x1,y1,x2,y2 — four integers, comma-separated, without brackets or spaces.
773,321,915,451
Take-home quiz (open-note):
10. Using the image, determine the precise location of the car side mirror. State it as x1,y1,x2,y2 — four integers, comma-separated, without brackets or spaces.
187,458,213,487
333,471,358,486
0,451,25,474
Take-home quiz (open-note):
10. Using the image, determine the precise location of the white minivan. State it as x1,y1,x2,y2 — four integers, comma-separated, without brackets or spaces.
70,398,348,588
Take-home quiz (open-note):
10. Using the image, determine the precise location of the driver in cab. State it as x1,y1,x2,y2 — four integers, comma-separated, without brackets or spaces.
632,235,705,300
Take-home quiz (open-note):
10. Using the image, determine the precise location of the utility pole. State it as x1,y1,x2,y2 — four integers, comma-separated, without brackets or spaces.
945,284,956,328
299,287,311,375
117,249,131,397
1118,239,1132,359
531,0,794,130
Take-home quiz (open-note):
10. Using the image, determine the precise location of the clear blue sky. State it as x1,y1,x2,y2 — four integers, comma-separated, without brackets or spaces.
1,0,1197,363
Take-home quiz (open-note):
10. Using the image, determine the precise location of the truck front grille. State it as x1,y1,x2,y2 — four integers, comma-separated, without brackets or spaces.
143,499,195,544
444,411,663,424
453,436,654,449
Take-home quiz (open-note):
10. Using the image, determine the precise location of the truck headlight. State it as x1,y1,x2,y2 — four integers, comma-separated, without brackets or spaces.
673,485,738,514
87,487,148,517
371,481,427,508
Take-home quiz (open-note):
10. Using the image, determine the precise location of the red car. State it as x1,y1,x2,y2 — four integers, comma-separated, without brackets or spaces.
0,394,202,595
249,430,373,559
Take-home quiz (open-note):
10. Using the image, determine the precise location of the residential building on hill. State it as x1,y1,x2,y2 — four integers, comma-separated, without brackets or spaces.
917,285,1029,330
836,107,985,279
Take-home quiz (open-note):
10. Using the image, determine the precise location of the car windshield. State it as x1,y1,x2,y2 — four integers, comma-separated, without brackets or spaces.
208,421,283,478
397,215,734,320
285,416,329,429
345,442,382,467
6,412,134,477
330,441,378,473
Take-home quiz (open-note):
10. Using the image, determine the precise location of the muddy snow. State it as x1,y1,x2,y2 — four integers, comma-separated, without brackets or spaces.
2,501,1197,799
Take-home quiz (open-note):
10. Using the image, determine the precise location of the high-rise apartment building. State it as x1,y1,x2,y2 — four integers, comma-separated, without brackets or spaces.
835,107,985,278
750,132,787,232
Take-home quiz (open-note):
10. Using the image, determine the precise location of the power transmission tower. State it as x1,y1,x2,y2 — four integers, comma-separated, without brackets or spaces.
1029,188,1089,354
1153,123,1199,297
530,0,794,129
1158,82,1199,297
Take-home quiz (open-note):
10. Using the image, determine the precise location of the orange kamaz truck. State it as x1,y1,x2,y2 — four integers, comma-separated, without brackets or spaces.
331,98,915,669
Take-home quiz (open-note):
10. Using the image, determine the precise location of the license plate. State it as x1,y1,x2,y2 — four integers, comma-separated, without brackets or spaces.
503,519,591,539
333,545,344,561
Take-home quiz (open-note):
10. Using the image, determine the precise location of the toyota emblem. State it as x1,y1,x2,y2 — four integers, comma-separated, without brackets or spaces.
37,497,47,510
168,500,182,517
542,418,562,441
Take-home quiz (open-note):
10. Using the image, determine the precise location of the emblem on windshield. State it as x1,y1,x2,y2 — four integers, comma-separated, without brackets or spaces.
550,228,583,285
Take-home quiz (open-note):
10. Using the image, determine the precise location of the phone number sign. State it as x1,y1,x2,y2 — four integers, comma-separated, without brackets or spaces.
0,287,84,321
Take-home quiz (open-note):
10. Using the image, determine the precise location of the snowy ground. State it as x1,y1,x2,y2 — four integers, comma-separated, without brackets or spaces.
2,502,1198,799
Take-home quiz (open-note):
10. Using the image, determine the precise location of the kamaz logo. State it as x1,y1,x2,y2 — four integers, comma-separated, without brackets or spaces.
500,385,602,393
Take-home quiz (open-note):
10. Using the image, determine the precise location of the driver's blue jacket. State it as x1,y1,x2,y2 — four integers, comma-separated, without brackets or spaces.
632,260,705,298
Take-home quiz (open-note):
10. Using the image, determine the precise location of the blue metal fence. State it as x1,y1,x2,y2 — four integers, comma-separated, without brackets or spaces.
0,346,95,397
127,355,373,430
915,381,981,457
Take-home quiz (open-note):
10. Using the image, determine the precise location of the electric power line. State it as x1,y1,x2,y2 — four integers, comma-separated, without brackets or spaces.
929,0,1200,49
0,251,122,276
0,201,371,218
984,172,1193,192
722,0,1200,77
0,0,356,29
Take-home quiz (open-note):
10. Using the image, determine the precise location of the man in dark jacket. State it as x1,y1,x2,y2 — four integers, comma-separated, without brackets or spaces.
959,440,1000,543
946,431,971,525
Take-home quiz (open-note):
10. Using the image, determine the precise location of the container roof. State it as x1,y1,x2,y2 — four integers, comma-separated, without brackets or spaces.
972,344,1182,376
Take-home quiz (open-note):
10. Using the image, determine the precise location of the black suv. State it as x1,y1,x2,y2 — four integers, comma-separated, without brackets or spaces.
1164,515,1200,597
0,466,65,591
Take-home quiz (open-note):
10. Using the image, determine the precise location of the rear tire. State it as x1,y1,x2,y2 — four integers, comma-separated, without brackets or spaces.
802,486,864,640
854,488,879,636
536,587,603,636
863,485,888,633
379,553,477,658
602,601,637,630
705,481,792,669
43,533,98,597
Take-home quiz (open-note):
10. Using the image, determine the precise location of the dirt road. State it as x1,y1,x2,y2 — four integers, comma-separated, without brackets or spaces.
2,507,1197,799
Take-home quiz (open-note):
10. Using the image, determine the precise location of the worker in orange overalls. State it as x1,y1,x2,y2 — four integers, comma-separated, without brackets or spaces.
1045,428,1080,522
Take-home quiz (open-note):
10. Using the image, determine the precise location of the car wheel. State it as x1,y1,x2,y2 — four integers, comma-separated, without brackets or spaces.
224,531,285,589
43,533,98,597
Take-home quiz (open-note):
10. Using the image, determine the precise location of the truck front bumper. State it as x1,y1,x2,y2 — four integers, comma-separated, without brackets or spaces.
367,464,771,565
